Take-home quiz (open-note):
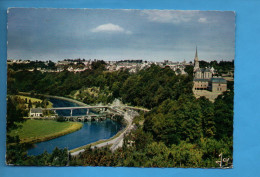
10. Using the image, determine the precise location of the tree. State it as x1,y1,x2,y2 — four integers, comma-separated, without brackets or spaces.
132,128,153,152
47,61,56,70
144,95,203,145
28,99,32,108
6,96,24,132
56,116,66,122
214,91,234,140
198,97,215,138
91,60,106,71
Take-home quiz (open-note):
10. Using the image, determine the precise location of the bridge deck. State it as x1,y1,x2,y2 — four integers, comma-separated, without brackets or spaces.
43,106,110,110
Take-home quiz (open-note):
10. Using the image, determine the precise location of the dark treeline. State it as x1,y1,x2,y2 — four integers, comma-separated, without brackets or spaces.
8,60,57,71
7,142,69,166
8,63,193,109
199,60,234,75
7,60,234,167
117,60,143,63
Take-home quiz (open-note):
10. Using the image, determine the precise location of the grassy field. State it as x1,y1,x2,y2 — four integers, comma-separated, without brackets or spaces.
16,95,53,108
9,120,83,144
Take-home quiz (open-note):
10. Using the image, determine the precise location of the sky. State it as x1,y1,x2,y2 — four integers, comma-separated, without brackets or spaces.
7,8,235,62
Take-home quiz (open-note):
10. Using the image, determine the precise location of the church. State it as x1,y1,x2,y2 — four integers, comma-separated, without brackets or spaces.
193,47,227,92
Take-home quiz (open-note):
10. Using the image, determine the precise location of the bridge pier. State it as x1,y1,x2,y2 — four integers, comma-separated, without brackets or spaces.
86,108,89,115
87,116,92,121
70,109,73,117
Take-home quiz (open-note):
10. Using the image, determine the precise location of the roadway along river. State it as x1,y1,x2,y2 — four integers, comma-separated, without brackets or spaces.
27,98,124,156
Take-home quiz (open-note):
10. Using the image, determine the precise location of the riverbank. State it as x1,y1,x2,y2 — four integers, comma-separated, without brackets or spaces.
18,92,137,154
69,119,127,153
45,95,88,106
70,111,134,155
18,92,88,107
9,120,83,144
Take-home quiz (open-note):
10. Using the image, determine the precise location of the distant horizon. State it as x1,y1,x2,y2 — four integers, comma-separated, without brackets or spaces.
7,8,235,62
7,57,234,63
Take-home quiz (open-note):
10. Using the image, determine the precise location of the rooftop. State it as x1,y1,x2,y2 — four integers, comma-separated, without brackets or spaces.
30,108,43,113
193,78,210,82
210,77,227,83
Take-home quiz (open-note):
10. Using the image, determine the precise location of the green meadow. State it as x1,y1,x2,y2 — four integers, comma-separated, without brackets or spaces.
9,120,83,143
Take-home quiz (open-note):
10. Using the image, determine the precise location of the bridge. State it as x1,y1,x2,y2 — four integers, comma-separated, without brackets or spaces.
29,104,150,122
43,106,111,117
42,105,149,117
44,106,109,111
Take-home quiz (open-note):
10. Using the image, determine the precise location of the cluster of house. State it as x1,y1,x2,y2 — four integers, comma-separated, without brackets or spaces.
8,58,192,75
7,59,30,64
106,60,191,74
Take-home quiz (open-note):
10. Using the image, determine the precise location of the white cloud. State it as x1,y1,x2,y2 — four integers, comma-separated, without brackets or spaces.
91,23,132,34
141,10,198,24
198,17,207,23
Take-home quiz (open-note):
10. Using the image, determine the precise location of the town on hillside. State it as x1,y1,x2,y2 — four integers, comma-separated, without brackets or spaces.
8,48,234,102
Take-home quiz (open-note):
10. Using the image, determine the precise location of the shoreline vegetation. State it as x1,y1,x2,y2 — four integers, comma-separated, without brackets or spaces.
16,92,129,152
18,92,88,106
69,118,128,153
15,95,53,108
9,120,83,144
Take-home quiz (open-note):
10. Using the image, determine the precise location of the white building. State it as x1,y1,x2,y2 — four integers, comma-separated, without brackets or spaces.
29,108,43,117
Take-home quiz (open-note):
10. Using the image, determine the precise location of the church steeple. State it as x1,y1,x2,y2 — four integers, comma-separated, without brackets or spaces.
194,46,200,71
195,46,198,59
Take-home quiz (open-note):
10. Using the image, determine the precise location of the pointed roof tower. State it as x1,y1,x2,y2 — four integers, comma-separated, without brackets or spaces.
194,46,200,71
195,46,198,58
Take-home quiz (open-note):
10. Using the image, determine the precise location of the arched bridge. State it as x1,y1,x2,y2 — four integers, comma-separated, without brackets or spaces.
43,106,114,117
41,105,149,117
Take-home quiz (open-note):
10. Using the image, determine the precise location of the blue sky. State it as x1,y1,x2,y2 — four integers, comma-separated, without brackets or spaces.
7,8,235,62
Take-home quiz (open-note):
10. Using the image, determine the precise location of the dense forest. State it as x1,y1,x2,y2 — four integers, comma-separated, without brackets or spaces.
6,60,234,167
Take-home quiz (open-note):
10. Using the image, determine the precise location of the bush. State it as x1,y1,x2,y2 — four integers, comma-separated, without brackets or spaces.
56,116,66,122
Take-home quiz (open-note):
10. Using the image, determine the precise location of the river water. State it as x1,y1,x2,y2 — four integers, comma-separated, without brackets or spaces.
27,98,123,156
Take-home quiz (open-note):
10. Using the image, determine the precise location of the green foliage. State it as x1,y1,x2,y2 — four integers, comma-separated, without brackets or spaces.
144,95,204,145
170,141,203,167
214,91,234,140
72,128,231,168
75,86,113,105
56,116,66,122
120,64,193,109
91,60,107,71
8,60,57,71
7,61,234,167
6,96,24,132
198,97,216,137
6,144,69,166
199,60,234,75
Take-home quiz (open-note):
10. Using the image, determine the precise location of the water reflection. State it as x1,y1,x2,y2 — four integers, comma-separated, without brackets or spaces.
27,98,122,155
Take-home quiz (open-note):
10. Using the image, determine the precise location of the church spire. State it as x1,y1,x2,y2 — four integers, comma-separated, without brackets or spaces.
195,46,198,59
194,46,200,71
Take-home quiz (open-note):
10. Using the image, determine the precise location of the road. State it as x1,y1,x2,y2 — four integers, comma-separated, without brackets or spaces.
70,110,136,156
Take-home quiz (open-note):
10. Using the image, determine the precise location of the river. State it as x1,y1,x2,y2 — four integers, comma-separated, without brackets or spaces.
27,98,123,156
